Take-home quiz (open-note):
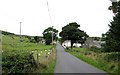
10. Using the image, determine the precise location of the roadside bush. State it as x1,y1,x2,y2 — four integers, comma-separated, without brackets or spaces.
90,46,103,52
84,51,91,55
66,47,70,50
2,50,37,74
104,52,120,62
30,38,36,43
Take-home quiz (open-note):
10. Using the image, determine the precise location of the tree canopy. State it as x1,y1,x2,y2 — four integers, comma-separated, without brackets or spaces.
59,22,88,48
34,36,42,43
108,1,118,14
43,27,58,45
103,1,120,52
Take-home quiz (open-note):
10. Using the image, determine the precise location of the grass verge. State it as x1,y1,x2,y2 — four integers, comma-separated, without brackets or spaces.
65,48,119,75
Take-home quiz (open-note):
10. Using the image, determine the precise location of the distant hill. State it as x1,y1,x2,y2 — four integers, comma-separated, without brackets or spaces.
0,30,43,38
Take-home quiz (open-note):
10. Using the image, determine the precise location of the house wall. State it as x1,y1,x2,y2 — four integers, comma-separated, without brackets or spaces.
62,40,81,48
83,37,104,48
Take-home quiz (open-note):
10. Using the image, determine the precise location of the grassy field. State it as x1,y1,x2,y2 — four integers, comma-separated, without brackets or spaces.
66,48,120,75
2,34,56,74
2,35,52,51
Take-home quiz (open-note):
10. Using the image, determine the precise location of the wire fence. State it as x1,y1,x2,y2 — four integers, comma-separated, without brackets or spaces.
32,47,55,67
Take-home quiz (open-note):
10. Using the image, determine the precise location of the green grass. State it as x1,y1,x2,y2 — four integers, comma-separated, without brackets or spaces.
2,35,52,51
2,34,56,73
40,48,56,73
66,48,119,75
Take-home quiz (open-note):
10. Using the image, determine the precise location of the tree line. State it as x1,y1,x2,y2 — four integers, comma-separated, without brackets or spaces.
43,0,120,52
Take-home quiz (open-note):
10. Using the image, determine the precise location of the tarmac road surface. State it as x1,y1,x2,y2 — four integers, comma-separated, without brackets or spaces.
54,43,108,75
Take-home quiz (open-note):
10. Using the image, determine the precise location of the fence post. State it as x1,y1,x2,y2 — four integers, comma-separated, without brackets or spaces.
36,49,39,64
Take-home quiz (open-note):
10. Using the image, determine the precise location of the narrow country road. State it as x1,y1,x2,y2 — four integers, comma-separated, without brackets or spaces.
54,43,108,74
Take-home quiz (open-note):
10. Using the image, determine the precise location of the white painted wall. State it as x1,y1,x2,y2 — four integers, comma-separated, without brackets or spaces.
62,40,71,48
62,40,81,48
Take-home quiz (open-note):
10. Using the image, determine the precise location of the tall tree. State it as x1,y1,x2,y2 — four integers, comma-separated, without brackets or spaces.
108,1,118,14
43,27,58,45
103,1,120,52
59,22,88,49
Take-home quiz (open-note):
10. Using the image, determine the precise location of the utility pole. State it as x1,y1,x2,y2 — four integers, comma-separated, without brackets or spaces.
20,22,22,41
52,26,54,45
46,0,52,25
46,0,54,45
20,22,22,35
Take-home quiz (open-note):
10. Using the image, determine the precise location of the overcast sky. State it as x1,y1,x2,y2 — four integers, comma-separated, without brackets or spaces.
0,0,113,37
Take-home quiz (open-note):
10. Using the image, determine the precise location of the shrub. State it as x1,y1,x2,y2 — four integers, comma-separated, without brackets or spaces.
104,52,120,62
2,50,37,74
90,46,103,52
84,51,91,55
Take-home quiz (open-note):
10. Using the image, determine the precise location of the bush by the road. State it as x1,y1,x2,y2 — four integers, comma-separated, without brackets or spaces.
2,50,37,74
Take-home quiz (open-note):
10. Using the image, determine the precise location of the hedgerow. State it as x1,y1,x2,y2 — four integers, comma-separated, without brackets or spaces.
2,50,37,74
